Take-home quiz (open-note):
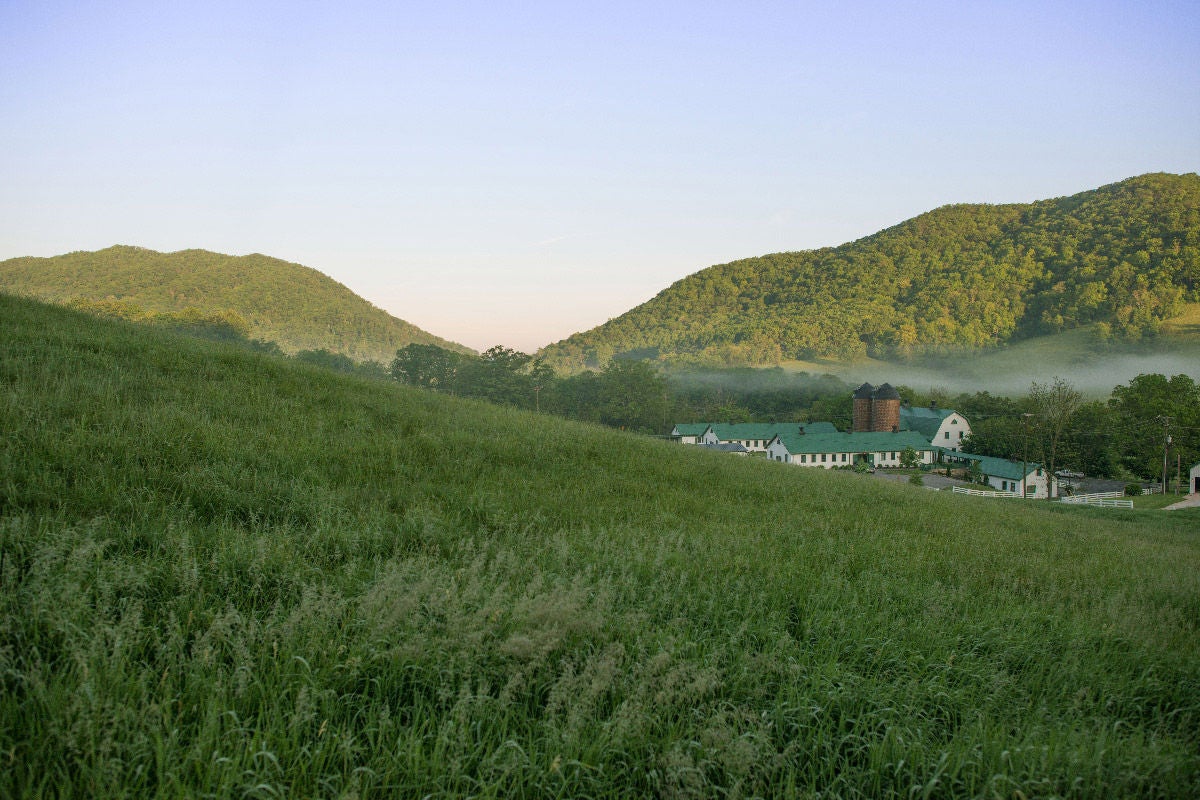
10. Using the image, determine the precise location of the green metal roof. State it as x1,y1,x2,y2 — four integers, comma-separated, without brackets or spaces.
711,423,805,441
674,421,839,440
772,430,934,455
938,448,1041,480
899,406,957,438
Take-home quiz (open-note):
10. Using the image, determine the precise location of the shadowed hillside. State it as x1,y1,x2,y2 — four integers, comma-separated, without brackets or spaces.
0,245,472,361
2,293,1197,797
540,173,1200,370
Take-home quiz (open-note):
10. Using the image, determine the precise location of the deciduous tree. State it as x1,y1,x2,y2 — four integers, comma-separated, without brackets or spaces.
1028,377,1082,495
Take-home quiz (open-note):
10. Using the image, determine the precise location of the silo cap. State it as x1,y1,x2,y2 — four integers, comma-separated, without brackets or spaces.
874,383,900,399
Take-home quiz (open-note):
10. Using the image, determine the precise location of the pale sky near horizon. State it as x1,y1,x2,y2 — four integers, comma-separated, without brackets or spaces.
2,1,1198,353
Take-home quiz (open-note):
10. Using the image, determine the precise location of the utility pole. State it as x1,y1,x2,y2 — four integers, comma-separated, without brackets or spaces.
1021,413,1033,498
1157,416,1172,494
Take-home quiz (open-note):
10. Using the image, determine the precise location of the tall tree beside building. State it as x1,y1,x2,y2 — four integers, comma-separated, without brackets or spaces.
1028,377,1083,493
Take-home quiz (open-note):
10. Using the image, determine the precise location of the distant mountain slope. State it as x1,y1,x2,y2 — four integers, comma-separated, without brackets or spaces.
0,245,472,361
540,173,1200,370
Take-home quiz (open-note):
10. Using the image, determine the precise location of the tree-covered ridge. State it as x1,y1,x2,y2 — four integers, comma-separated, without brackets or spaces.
540,173,1200,370
0,245,472,361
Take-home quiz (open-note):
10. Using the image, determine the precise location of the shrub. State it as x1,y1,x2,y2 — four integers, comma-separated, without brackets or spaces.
1124,483,1144,496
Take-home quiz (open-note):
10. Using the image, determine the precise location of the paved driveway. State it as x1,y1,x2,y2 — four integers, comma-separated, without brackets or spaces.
1164,494,1200,510
870,471,971,490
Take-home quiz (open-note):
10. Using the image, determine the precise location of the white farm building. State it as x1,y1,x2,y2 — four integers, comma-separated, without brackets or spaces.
766,430,936,468
899,407,972,451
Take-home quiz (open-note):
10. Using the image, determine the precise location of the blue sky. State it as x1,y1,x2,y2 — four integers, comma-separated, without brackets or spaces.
2,1,1197,352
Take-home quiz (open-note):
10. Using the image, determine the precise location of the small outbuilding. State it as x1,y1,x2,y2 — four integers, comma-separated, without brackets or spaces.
670,423,711,444
1190,461,1200,494
940,449,1057,498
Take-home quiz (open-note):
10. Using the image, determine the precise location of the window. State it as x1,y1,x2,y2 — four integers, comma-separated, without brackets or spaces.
841,453,847,462
801,454,807,463
1001,480,1008,491
821,454,827,463
944,432,950,439
951,419,958,425
958,431,963,440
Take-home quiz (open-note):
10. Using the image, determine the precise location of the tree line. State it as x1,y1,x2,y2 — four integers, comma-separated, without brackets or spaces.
391,344,672,432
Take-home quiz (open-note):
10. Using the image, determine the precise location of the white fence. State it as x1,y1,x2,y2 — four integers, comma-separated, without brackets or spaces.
1061,491,1124,504
1060,491,1134,509
1066,497,1134,509
952,486,1143,508
951,486,1018,498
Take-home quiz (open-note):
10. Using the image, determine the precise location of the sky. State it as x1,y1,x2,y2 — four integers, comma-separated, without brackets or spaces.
2,1,1198,353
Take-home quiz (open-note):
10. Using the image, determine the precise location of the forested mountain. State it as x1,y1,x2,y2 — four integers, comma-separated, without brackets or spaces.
540,173,1200,371
0,245,471,361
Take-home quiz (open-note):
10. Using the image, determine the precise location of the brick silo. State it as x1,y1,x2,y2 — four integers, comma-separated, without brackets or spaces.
852,383,875,432
871,383,901,432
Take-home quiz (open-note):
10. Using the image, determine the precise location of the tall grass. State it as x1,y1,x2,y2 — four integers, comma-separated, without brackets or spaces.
2,294,1198,798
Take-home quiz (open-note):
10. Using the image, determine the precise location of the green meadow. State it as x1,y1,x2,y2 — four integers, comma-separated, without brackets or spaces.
2,294,1198,798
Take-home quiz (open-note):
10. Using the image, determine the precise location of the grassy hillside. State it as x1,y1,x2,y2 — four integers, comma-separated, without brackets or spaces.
0,245,472,361
540,173,1200,370
2,293,1198,798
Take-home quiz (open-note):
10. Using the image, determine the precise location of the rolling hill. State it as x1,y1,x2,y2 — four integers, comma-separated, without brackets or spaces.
0,245,472,361
539,172,1200,371
2,293,1198,797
